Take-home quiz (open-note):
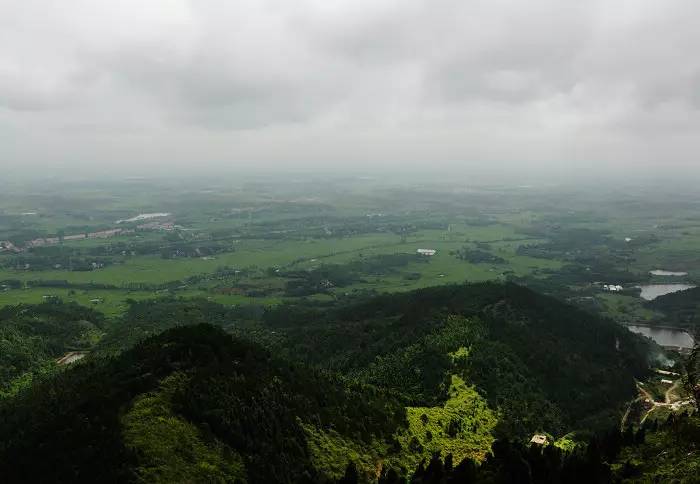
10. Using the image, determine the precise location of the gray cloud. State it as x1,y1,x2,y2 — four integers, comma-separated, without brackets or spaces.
1,0,699,176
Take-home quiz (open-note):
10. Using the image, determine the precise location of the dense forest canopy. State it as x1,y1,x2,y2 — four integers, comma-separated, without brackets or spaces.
1,281,685,483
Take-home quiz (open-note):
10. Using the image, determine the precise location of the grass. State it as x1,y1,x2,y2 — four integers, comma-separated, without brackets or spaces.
0,234,404,285
0,226,563,316
596,293,661,322
0,288,142,317
0,287,289,317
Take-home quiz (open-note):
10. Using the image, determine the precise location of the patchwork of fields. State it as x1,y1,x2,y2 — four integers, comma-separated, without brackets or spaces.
1,177,699,326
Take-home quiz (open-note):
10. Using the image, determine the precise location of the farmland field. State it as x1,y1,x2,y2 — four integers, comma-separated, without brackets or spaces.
1,176,699,330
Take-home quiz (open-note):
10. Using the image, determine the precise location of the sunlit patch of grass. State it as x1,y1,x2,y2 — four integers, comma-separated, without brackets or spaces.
390,375,497,472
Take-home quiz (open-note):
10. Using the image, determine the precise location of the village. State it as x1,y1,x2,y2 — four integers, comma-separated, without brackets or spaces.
0,218,176,253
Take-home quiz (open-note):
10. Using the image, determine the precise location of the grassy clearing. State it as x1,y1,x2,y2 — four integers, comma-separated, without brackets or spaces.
596,293,661,321
390,375,497,472
0,288,146,316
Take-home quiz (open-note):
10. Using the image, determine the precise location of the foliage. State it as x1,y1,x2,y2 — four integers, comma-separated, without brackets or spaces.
452,248,506,265
391,375,497,474
648,286,700,330
0,324,404,483
0,300,104,395
258,283,651,438
0,282,660,482
122,372,246,483
302,424,389,482
95,297,236,354
613,412,700,482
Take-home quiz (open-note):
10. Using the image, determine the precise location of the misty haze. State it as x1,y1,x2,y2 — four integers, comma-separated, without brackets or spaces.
1,2,699,483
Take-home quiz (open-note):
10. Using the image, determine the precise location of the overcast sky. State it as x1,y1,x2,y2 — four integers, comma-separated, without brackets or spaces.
1,0,699,179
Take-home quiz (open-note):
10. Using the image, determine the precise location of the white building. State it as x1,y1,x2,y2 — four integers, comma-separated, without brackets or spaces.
530,434,548,446
603,284,623,292
416,249,436,256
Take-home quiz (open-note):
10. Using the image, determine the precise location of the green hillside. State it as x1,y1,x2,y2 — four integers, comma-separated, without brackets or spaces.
0,324,404,483
647,286,700,330
0,301,104,397
0,282,668,482
255,283,652,437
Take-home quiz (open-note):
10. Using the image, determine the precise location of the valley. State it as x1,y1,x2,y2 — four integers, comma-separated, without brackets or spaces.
0,176,698,483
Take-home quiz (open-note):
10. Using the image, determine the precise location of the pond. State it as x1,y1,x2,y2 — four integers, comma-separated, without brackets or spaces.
637,284,695,301
626,325,695,349
649,269,688,276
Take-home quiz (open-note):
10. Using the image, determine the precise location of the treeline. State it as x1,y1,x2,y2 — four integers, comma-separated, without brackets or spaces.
236,214,448,240
1,254,114,271
25,280,119,290
278,254,424,297
19,266,246,293
451,247,506,265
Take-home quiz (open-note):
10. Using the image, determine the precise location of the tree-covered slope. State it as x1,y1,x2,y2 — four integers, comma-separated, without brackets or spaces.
255,283,652,437
0,324,404,483
647,286,700,330
612,412,700,482
394,411,700,484
0,301,104,397
0,282,657,483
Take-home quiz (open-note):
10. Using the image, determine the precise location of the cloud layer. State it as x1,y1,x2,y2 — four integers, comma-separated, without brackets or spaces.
1,0,699,177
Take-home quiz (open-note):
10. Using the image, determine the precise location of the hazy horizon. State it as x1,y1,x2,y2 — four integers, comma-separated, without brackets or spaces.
2,1,700,179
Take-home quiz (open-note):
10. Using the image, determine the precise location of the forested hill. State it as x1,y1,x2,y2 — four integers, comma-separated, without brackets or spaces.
257,283,652,436
0,325,405,483
0,283,656,482
647,286,700,330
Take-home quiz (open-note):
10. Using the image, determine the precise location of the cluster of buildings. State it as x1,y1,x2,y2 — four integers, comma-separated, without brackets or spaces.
602,284,624,292
24,228,136,248
7,221,177,252
0,240,20,253
135,221,176,231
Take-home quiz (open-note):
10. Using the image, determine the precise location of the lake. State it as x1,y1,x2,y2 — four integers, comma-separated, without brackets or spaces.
649,269,688,276
637,284,696,301
626,325,695,349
